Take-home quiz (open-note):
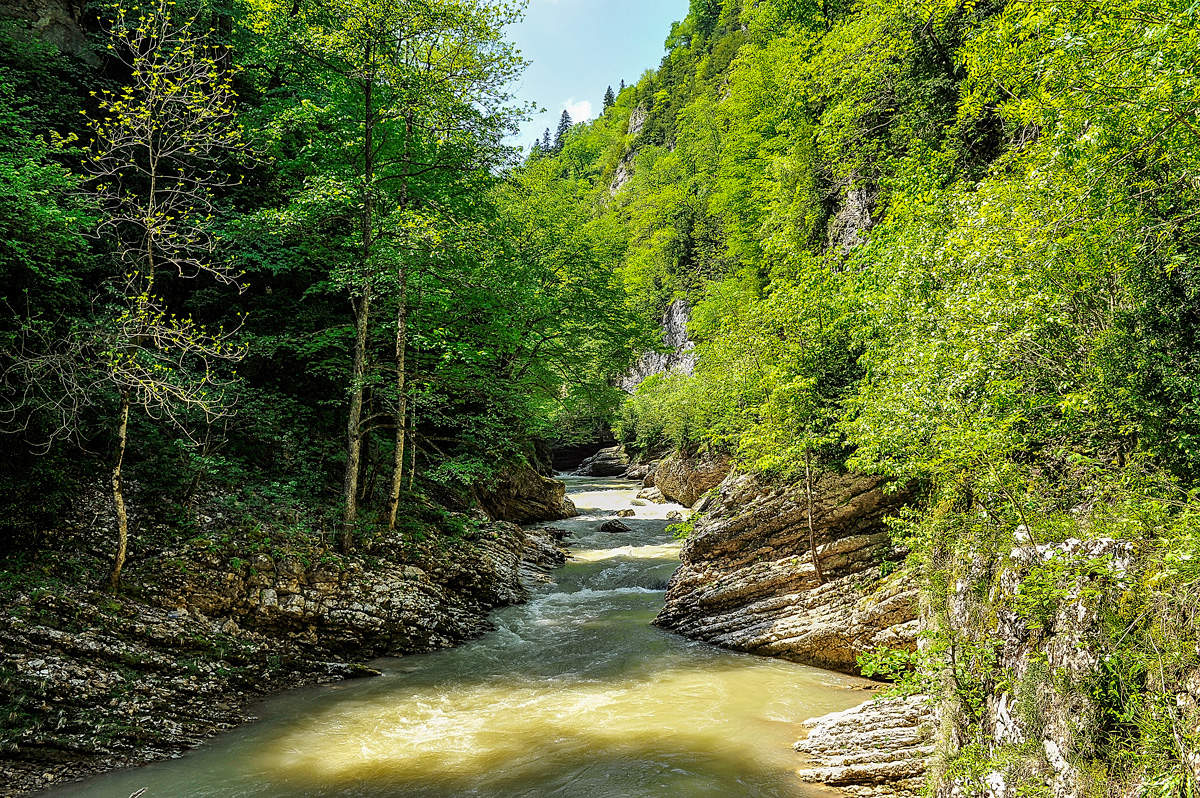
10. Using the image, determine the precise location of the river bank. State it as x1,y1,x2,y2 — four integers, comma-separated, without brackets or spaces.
1,509,567,796
31,475,877,798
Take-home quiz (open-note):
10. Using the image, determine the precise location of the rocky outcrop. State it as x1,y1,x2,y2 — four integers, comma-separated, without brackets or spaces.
0,522,566,794
0,0,90,55
475,463,577,523
573,445,630,477
796,695,934,797
619,299,697,393
931,537,1138,798
653,453,730,507
654,471,915,675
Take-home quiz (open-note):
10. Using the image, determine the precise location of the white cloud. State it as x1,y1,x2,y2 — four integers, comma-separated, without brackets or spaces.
563,98,593,122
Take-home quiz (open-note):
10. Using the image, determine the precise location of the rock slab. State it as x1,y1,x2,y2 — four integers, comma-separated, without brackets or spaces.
655,471,916,675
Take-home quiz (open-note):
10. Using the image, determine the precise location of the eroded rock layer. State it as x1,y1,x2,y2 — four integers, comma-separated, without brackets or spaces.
654,471,916,674
0,523,566,794
795,695,934,797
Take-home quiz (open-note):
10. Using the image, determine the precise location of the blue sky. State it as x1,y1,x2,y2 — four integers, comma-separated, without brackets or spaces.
506,0,690,149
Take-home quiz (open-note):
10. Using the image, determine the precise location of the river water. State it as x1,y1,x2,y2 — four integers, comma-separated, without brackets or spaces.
50,476,871,798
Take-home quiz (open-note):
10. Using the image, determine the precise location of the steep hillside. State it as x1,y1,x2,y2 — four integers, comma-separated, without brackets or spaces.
535,0,1200,793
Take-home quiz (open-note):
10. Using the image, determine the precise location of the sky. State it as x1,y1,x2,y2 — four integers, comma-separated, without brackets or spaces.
506,0,690,150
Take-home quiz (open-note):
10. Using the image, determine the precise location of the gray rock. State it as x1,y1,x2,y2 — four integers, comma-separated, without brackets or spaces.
619,300,696,393
600,519,632,533
573,446,629,477
654,471,915,675
654,454,730,507
796,695,934,796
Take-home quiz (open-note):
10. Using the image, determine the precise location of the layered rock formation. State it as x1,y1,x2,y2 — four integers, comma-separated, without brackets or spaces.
0,522,566,793
475,462,578,523
796,695,934,797
573,445,630,477
655,471,916,675
653,453,730,507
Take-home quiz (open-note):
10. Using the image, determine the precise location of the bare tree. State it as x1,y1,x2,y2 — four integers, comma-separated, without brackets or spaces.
84,0,246,588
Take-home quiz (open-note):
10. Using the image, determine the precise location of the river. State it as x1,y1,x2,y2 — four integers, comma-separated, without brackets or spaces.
48,476,872,798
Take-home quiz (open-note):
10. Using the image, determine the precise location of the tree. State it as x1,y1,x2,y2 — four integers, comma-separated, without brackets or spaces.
248,0,525,544
603,85,615,109
541,127,552,152
84,0,246,587
553,109,572,152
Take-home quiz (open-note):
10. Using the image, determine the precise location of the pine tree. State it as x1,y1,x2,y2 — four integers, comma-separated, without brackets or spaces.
553,110,572,152
620,79,626,91
603,85,615,109
541,127,552,151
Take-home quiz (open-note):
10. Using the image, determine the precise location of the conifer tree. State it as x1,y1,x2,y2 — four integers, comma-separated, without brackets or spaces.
603,85,615,109
553,109,572,152
541,127,552,151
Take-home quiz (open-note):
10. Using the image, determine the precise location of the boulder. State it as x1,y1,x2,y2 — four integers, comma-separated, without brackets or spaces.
654,471,915,675
654,453,731,507
475,462,577,524
637,486,667,504
617,509,635,518
795,695,934,796
600,519,632,533
573,446,630,477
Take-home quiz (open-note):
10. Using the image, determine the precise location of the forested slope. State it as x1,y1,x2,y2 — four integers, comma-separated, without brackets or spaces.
535,0,1200,793
0,0,642,562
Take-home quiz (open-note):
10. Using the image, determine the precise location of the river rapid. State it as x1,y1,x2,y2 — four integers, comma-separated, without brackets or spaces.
49,476,871,798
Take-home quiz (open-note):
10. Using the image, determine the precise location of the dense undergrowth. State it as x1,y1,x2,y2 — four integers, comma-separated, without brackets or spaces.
530,0,1200,792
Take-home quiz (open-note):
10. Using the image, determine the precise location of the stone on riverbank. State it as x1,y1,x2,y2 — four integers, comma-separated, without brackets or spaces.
475,463,578,523
573,446,630,477
653,454,730,507
795,695,934,796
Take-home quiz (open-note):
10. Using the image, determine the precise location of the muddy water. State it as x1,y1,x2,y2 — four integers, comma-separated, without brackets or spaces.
51,476,871,798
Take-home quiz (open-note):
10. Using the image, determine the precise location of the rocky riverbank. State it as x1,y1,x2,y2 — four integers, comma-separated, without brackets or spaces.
654,469,918,674
0,501,568,796
641,456,929,796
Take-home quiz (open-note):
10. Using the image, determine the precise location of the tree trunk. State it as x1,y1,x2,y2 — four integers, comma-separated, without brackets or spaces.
341,56,376,553
805,447,825,586
386,280,407,529
386,113,413,530
109,393,131,590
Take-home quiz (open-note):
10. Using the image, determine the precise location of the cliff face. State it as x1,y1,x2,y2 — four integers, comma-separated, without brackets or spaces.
619,299,697,393
654,470,917,675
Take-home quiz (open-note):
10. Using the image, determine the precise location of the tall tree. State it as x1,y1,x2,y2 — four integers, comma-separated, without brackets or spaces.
541,127,552,151
603,85,615,109
246,0,525,544
553,109,572,152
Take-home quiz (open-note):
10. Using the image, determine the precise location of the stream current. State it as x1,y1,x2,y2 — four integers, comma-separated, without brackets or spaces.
51,476,871,798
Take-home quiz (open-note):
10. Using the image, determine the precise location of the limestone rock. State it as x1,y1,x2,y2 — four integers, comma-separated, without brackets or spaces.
619,299,696,393
637,486,667,504
475,462,577,523
654,454,731,507
654,471,915,675
796,695,934,796
617,509,635,518
573,446,630,477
